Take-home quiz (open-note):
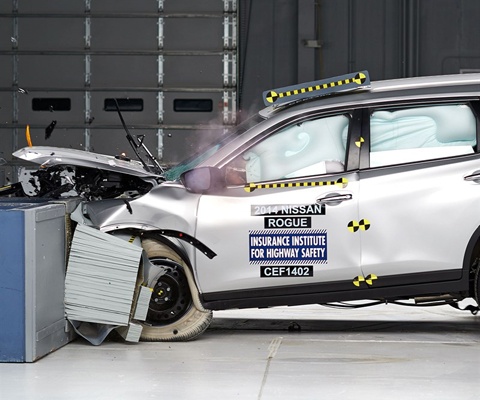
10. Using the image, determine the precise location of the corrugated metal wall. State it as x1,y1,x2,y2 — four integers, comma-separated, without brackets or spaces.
0,0,237,185
238,0,480,113
2,0,480,186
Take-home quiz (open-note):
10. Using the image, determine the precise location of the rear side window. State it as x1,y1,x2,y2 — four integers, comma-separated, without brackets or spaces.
369,104,477,167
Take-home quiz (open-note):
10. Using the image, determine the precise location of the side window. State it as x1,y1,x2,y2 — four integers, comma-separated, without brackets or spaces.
370,104,477,167
224,114,350,185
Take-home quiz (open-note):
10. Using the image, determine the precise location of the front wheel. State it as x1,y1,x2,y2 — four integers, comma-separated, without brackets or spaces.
139,238,212,341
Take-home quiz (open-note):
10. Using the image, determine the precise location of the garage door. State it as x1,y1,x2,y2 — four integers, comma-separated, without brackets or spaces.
0,0,237,184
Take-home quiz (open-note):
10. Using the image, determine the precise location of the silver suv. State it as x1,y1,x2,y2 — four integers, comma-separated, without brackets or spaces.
8,72,480,341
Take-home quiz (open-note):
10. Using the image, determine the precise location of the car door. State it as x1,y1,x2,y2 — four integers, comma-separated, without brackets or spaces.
358,102,480,287
194,112,363,296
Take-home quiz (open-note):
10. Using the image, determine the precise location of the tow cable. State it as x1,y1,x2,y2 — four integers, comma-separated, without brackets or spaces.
449,302,479,315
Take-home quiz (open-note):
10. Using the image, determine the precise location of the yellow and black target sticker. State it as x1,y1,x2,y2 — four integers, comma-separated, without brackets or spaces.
244,177,348,193
347,218,371,233
365,274,377,286
353,274,378,287
263,71,370,106
355,137,365,148
353,275,365,287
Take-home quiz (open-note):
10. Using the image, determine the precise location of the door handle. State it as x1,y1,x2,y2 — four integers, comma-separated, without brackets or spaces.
316,193,353,205
464,172,480,182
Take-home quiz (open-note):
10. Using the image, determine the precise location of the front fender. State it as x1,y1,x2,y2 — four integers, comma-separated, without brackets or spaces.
82,184,198,233
74,184,216,260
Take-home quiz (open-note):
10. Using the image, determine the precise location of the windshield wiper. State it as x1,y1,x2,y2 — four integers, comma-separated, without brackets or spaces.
114,99,164,176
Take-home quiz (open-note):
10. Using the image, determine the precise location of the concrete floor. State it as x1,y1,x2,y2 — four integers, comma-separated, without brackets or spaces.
1,303,480,400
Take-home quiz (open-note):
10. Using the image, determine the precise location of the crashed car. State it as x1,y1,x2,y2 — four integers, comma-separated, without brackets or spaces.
6,71,480,341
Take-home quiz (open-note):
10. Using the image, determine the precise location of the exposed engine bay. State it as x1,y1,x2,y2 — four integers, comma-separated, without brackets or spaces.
1,99,164,200
19,165,154,200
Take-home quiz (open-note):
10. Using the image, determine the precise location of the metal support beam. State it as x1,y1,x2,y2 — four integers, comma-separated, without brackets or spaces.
12,0,19,166
157,0,164,161
84,0,92,151
401,0,420,77
298,0,316,82
222,0,237,125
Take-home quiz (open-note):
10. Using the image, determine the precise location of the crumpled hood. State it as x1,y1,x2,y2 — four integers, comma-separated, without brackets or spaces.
13,146,162,179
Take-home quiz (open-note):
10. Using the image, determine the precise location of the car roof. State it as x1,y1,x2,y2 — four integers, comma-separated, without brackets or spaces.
370,73,480,93
260,73,480,118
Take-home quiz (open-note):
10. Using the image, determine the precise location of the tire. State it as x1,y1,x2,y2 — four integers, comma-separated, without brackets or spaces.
475,259,480,306
139,238,212,341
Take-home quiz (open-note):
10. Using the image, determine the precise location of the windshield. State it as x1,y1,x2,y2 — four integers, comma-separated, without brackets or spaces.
162,113,265,181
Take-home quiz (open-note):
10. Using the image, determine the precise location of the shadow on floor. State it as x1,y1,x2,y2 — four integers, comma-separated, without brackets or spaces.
209,315,480,335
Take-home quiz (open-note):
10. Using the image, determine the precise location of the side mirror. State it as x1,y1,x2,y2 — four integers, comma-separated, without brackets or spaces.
180,166,225,194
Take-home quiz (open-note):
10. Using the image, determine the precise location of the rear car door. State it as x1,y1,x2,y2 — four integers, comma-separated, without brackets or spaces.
195,112,363,297
358,102,480,288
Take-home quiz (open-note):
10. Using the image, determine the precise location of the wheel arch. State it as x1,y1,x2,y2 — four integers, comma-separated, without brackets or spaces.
106,227,211,312
138,230,193,268
463,224,480,294
103,225,216,263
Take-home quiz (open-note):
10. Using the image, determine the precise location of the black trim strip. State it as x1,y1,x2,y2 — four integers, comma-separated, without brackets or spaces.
157,229,217,259
344,110,360,171
201,269,467,310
